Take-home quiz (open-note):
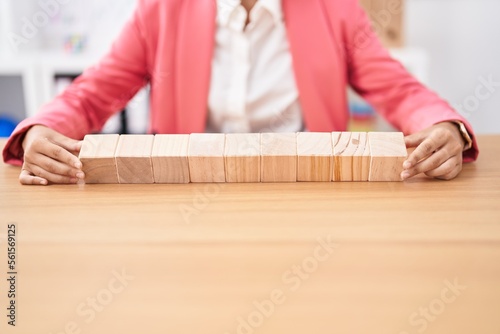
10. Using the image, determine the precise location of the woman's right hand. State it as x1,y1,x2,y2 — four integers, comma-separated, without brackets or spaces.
20,125,84,185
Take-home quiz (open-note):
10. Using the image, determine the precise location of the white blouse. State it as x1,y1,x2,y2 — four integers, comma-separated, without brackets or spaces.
207,0,304,133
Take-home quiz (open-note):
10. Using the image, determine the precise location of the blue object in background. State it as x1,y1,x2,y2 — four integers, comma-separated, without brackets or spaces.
0,115,18,138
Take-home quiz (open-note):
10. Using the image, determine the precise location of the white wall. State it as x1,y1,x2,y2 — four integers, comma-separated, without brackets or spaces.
406,0,500,134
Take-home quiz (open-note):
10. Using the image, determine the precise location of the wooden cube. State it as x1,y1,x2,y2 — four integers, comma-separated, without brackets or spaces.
368,132,407,181
296,132,332,182
115,135,155,184
79,134,120,184
261,133,297,183
188,133,226,183
332,132,370,181
224,133,261,183
151,135,190,184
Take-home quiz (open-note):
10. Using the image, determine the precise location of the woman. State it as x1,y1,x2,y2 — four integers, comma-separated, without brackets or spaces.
3,0,478,185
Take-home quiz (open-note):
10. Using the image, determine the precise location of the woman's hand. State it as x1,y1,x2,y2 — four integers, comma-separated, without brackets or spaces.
402,122,466,181
20,125,84,185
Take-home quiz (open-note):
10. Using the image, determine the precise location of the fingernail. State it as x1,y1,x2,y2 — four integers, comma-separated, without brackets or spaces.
74,162,82,169
403,161,412,169
401,171,410,180
76,172,85,179
40,179,48,185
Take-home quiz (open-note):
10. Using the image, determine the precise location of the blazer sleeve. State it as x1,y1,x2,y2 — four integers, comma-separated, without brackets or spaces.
343,0,478,162
3,0,151,166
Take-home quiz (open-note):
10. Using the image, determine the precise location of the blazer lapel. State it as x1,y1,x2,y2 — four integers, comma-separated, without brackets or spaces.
282,0,347,131
176,0,216,133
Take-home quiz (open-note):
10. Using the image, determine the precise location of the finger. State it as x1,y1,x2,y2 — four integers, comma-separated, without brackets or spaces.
401,149,450,180
403,136,442,170
19,169,48,186
73,140,83,153
33,138,82,169
28,154,85,179
68,141,84,156
434,168,461,181
25,163,79,184
424,156,462,180
404,131,427,148
51,132,82,153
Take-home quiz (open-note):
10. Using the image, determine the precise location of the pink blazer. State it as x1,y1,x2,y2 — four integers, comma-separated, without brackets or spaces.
3,0,478,166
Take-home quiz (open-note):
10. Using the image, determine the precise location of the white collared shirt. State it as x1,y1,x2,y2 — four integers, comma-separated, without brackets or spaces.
207,0,303,133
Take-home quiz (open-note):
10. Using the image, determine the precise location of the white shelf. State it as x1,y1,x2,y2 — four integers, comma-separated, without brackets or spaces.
0,0,142,129
0,50,104,117
0,58,39,119
37,51,103,107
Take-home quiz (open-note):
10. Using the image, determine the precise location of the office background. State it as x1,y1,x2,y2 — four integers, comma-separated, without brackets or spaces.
0,0,499,136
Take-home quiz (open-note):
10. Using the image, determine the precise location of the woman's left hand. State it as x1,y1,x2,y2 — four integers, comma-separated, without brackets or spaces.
402,122,466,181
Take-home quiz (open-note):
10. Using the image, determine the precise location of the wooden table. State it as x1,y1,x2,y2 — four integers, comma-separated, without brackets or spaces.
1,136,499,334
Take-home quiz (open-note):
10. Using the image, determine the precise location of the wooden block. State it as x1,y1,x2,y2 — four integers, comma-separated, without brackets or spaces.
332,132,370,181
261,133,297,183
79,134,120,184
151,135,190,184
115,135,155,184
188,133,226,183
296,132,332,182
224,133,261,183
368,132,408,181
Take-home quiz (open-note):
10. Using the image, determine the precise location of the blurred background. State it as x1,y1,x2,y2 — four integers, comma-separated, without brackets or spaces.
0,0,498,137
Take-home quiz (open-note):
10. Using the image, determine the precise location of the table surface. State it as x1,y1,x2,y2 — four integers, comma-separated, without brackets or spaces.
0,136,499,334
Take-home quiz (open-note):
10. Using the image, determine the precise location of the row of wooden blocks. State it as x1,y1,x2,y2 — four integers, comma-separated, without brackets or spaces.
78,132,408,184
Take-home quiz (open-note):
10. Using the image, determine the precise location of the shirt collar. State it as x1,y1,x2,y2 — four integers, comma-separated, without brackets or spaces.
258,0,283,25
216,0,283,27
